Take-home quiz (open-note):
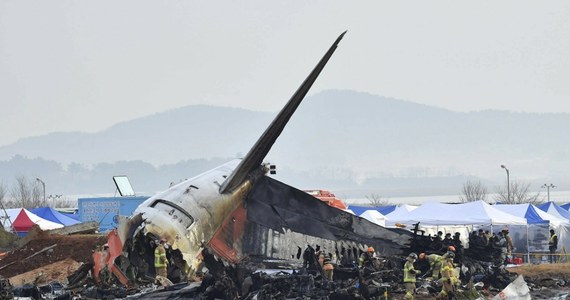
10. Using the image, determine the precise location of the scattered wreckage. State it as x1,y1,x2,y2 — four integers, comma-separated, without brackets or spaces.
0,217,567,299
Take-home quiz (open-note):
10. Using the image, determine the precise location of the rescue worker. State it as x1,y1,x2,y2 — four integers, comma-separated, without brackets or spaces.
431,231,443,250
155,238,169,279
442,246,455,263
358,246,376,269
494,231,507,265
441,233,453,251
502,228,514,257
322,253,334,281
419,252,443,279
317,250,325,268
403,252,418,300
549,229,558,263
437,252,457,300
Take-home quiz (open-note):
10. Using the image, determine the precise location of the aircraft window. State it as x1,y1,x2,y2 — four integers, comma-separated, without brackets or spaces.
150,199,194,228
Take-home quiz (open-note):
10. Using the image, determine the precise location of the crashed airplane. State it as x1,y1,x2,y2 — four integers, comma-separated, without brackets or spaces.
115,31,410,283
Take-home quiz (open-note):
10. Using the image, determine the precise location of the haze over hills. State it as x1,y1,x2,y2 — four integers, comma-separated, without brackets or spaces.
1,90,570,199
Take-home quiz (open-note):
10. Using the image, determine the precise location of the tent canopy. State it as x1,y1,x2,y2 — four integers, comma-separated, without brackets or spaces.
347,205,397,216
12,208,64,232
360,210,386,227
495,204,548,224
537,202,570,220
1,208,22,230
495,203,569,227
30,207,81,226
386,201,527,226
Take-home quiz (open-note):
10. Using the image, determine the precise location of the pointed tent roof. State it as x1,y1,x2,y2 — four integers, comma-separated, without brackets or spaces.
495,203,569,226
360,210,386,227
12,208,64,232
561,203,570,211
384,204,418,219
30,207,81,226
537,202,570,220
347,205,397,216
386,200,527,226
1,208,22,230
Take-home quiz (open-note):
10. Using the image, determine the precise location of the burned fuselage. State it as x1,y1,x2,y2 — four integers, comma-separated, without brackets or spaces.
131,160,263,276
115,31,410,284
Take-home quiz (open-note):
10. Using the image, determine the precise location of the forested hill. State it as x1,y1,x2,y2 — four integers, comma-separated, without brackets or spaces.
1,90,570,196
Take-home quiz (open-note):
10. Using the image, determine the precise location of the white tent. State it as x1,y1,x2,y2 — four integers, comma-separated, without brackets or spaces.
384,204,418,220
1,208,22,230
12,208,64,232
386,201,528,227
360,210,386,227
495,204,569,227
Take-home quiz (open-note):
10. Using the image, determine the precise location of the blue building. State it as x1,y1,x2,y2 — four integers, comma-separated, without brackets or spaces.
78,196,148,232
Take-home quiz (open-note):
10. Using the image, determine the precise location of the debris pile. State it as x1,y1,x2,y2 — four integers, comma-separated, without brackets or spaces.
2,223,570,299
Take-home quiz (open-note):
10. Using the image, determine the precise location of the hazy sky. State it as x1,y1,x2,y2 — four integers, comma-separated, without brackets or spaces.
1,1,569,146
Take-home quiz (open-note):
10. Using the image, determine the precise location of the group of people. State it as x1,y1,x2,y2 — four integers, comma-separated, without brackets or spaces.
469,227,514,265
430,231,464,263
403,249,458,300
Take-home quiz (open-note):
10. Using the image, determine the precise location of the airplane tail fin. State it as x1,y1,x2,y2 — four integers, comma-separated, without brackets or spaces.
220,31,347,194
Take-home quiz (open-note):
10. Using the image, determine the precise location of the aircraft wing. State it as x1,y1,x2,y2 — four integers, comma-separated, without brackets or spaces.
245,176,410,255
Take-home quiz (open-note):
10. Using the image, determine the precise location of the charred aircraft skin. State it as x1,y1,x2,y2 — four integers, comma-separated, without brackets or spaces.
123,31,410,283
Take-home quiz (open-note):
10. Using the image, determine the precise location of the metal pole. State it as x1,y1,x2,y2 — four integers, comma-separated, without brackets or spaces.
501,165,510,202
36,178,45,204
542,184,556,202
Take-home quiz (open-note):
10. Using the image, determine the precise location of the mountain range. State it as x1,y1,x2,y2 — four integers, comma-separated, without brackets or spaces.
1,90,569,198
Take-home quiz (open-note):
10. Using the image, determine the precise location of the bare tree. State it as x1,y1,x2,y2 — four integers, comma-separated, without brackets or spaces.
494,181,542,204
366,193,391,207
48,195,76,208
0,182,5,203
459,180,488,203
9,176,46,208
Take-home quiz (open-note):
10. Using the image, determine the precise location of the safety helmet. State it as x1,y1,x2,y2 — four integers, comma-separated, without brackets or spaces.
408,252,418,260
448,245,456,252
367,246,375,253
419,253,426,260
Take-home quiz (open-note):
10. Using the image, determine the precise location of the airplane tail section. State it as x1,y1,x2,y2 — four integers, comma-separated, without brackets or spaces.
220,31,347,194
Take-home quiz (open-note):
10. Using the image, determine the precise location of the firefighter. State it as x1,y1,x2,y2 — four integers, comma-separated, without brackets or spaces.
502,227,514,257
437,252,457,300
419,252,443,279
549,229,558,263
155,238,169,279
322,253,334,281
359,246,376,269
403,252,418,300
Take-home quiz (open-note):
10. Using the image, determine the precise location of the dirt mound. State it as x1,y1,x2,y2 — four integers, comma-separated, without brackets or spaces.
0,233,106,278
0,227,17,249
507,263,570,281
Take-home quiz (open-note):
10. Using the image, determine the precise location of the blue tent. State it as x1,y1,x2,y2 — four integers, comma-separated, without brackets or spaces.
30,207,81,226
347,205,397,216
537,202,570,220
495,204,549,224
61,212,80,221
561,203,570,211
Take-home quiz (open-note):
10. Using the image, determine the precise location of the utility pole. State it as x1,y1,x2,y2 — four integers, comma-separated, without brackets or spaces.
542,184,555,202
36,177,46,204
500,165,510,202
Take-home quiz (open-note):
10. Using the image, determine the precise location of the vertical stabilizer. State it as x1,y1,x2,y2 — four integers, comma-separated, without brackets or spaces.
220,31,346,194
